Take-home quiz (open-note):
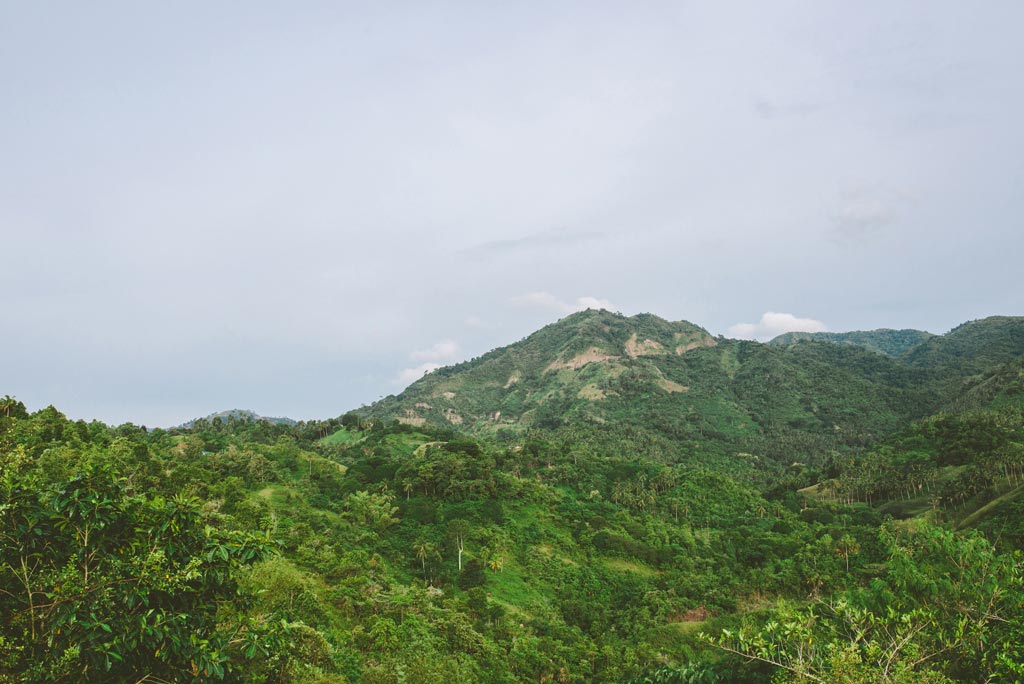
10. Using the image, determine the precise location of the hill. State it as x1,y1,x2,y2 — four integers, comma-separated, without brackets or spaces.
767,328,934,357
900,315,1024,374
179,408,297,428
947,356,1024,412
365,310,943,475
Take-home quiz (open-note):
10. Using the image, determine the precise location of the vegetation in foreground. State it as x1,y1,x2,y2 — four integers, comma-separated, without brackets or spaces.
2,312,1024,683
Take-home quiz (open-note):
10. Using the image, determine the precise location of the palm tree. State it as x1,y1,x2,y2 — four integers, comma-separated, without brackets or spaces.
0,395,20,418
413,540,437,580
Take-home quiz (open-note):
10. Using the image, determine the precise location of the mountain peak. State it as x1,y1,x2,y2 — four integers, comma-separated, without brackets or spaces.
366,310,723,434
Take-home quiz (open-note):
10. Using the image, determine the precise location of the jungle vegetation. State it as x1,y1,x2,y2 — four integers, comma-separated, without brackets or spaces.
2,311,1023,683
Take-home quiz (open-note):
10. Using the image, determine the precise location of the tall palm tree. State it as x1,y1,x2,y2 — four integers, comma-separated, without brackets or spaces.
413,540,436,580
0,395,18,418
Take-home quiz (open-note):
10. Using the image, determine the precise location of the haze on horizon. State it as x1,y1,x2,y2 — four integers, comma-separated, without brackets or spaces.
3,2,1022,427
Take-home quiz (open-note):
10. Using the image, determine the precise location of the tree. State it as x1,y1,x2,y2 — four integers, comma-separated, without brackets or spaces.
707,523,1024,684
0,452,275,683
344,489,399,532
0,396,27,420
448,519,471,572
834,534,860,573
413,540,438,580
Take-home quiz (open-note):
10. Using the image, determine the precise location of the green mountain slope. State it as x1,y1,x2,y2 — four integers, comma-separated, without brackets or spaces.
947,356,1024,412
901,315,1024,373
767,328,934,357
370,310,718,431
366,311,943,475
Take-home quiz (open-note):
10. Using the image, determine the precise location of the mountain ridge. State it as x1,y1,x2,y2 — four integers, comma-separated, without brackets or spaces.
360,311,1024,474
767,328,934,357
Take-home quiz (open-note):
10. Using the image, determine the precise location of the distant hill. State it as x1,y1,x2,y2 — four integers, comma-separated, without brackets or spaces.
768,328,934,357
179,409,297,428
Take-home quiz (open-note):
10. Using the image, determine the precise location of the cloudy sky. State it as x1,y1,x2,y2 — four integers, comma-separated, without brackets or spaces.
3,2,1022,426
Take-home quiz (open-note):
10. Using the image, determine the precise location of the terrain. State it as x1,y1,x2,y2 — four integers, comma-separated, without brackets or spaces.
179,409,298,428
767,328,935,357
2,311,1023,683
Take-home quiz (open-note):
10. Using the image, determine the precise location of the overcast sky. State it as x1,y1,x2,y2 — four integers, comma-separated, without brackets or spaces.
3,2,1023,426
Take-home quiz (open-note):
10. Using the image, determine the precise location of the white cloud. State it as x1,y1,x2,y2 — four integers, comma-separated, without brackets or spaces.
395,340,461,386
728,312,827,341
508,291,615,314
394,362,442,386
410,340,460,362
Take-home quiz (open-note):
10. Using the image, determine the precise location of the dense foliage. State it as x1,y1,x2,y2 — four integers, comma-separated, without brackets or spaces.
767,329,935,357
2,312,1024,682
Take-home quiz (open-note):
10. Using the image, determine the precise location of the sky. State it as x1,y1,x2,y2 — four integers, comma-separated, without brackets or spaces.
2,1,1023,427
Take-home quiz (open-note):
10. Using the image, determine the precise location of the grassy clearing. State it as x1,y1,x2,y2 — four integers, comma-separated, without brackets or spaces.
320,428,362,445
957,483,1024,529
487,562,551,616
664,620,706,634
601,557,659,577
382,431,434,455
535,544,578,566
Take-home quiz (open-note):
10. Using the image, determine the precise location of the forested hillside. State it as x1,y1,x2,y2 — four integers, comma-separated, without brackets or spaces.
767,328,934,357
2,312,1024,683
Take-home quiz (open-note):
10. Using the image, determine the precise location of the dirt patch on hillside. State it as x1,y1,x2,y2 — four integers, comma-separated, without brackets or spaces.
434,391,457,400
504,372,521,389
671,331,720,358
398,410,426,427
414,402,433,410
670,606,708,623
545,347,619,372
657,378,689,393
625,333,667,358
443,408,463,425
578,384,607,401
413,441,444,457
675,335,717,355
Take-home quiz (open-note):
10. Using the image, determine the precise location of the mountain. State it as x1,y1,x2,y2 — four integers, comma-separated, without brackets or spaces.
767,328,934,357
179,408,297,428
365,310,944,472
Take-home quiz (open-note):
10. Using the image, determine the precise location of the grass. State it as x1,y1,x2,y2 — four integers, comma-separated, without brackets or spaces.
601,557,659,577
486,561,551,617
320,428,363,445
957,483,1024,529
535,543,578,566
877,495,933,519
382,431,434,455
